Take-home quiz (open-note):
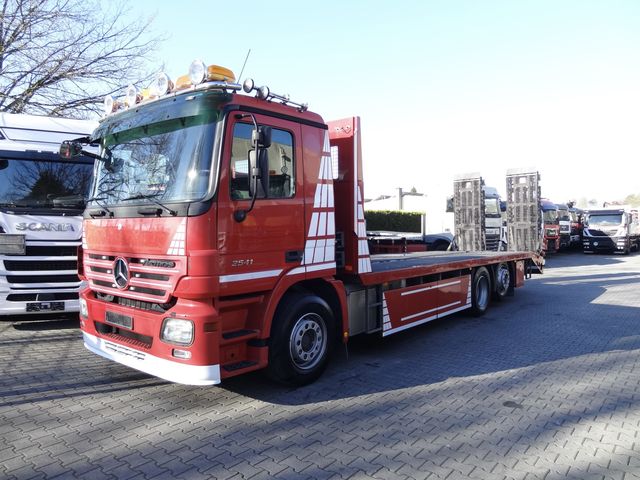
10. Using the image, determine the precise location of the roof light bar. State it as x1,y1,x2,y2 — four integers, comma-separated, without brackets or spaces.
242,78,308,112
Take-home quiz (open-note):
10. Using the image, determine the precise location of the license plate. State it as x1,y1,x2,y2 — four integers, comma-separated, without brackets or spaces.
26,301,65,312
105,311,133,329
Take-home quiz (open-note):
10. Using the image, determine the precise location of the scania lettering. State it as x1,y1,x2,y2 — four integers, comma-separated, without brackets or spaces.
70,60,542,386
0,113,97,317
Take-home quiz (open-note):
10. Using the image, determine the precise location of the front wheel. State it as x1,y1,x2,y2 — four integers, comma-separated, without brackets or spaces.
267,293,335,386
470,267,491,316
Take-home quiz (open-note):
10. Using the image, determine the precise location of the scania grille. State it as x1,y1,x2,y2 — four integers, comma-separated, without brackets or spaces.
7,274,79,284
2,241,81,290
4,260,77,271
4,245,77,257
85,254,183,303
485,236,500,251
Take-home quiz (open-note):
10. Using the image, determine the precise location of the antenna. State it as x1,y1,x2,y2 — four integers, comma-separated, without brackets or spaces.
237,49,251,81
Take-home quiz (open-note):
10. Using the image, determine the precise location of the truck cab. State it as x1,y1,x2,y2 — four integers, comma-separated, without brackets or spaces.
0,113,96,317
568,207,583,248
555,203,571,250
540,200,560,254
583,207,640,254
483,186,506,251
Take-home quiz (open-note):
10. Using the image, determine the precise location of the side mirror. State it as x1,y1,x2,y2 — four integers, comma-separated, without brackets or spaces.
0,159,8,170
248,148,269,198
252,126,272,148
59,140,84,159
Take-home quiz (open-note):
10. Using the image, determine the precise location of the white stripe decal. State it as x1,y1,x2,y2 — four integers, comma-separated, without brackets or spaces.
285,262,336,276
401,280,462,296
401,301,462,322
219,269,283,283
383,303,472,337
306,262,336,272
286,267,306,276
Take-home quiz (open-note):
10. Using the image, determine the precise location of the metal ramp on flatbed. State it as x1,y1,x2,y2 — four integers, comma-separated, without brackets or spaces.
505,168,542,253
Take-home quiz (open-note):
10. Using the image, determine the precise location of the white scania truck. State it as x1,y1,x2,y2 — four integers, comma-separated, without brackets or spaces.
0,113,96,317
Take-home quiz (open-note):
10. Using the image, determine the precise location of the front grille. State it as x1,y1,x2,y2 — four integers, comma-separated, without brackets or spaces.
7,274,79,284
95,321,153,349
17,245,78,257
7,292,78,302
485,236,500,251
85,253,183,304
95,291,175,313
4,260,77,271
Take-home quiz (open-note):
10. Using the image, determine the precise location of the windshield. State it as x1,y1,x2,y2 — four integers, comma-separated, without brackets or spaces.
0,156,93,210
557,208,570,221
91,114,216,207
588,213,623,226
484,198,501,217
542,209,558,223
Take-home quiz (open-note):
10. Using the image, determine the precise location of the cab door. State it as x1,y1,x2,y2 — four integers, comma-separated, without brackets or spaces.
216,113,304,295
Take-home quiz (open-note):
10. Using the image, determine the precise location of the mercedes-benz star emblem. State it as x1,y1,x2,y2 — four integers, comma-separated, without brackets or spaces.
113,257,129,289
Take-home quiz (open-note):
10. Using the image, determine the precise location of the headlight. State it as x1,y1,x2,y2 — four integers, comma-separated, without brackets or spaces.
79,298,88,319
161,318,194,345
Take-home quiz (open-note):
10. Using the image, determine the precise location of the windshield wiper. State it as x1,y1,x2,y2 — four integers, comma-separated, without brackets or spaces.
86,195,113,217
122,194,177,216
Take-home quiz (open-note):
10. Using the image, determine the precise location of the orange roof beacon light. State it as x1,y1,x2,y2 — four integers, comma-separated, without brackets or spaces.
101,60,242,117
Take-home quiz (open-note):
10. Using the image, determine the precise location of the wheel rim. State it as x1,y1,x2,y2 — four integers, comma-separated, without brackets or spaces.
496,264,510,295
289,313,327,371
476,275,490,309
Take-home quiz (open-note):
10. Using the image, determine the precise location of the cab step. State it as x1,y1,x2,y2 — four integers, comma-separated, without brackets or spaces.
221,329,259,345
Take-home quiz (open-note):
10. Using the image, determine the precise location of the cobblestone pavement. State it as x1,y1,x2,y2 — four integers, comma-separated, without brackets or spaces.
2,252,640,479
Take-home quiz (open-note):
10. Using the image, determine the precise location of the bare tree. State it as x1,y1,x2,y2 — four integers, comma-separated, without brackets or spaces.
0,0,162,118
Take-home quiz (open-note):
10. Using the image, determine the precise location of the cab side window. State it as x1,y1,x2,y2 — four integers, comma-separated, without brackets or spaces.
230,123,295,200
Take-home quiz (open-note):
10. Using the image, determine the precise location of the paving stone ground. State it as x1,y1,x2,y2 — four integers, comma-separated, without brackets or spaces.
2,251,640,479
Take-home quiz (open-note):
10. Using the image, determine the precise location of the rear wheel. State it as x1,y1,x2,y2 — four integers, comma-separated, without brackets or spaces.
493,263,510,301
470,267,491,316
267,293,334,386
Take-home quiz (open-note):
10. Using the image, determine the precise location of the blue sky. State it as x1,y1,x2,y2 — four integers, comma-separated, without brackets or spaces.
129,0,640,205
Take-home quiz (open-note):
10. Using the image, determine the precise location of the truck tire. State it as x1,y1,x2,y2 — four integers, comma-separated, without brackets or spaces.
267,293,334,386
470,267,491,316
493,263,510,301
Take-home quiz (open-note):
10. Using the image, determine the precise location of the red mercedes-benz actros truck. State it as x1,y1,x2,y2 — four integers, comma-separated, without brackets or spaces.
63,61,542,386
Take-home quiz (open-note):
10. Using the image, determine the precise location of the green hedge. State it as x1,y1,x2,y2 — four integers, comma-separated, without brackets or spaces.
364,210,423,233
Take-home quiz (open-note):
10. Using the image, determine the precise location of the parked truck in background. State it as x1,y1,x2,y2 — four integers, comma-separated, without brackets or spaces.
63,60,542,386
540,199,560,254
0,113,96,317
582,207,640,254
556,203,571,250
568,206,583,248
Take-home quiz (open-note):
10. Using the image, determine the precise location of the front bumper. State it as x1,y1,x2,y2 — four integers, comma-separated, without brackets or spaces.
583,236,626,252
83,331,221,385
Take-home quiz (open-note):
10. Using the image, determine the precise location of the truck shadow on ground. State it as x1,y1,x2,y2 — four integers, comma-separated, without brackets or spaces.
222,267,640,406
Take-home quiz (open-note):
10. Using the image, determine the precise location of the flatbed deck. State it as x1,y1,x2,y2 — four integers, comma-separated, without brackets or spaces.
358,250,539,285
